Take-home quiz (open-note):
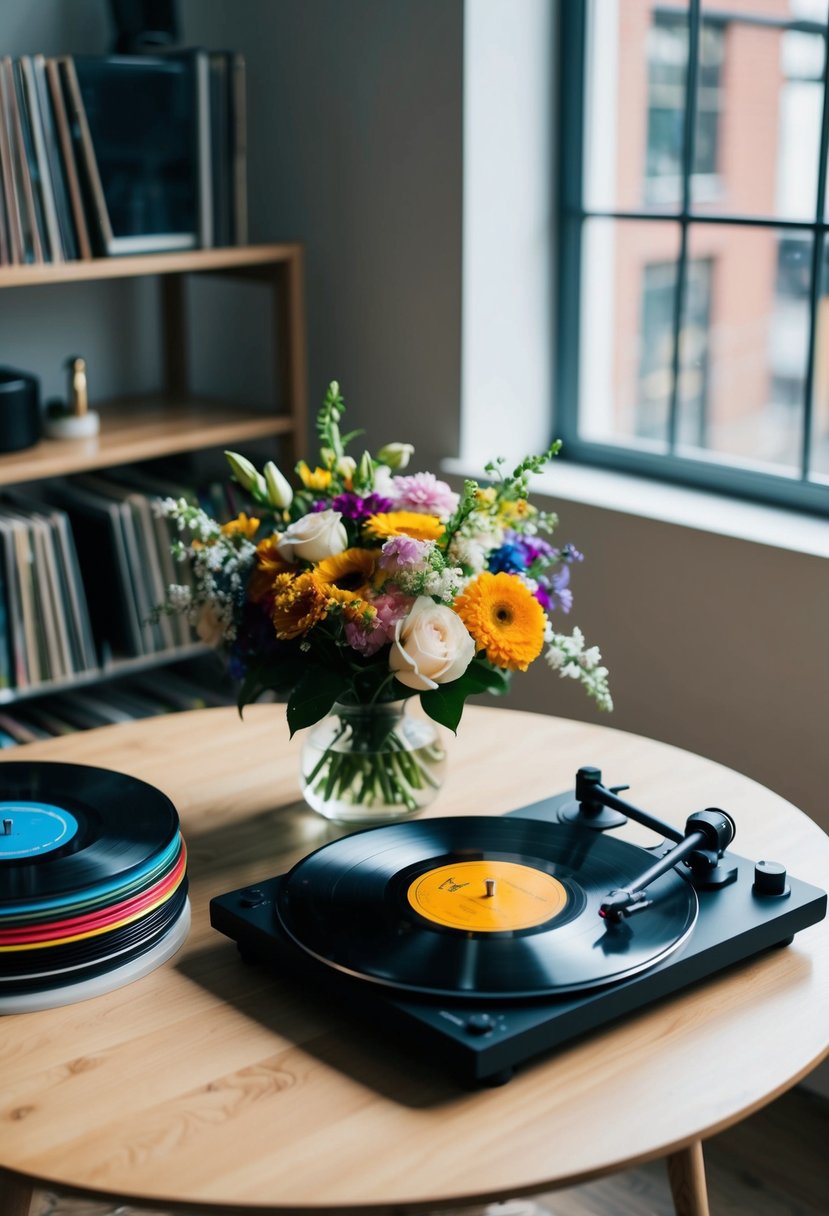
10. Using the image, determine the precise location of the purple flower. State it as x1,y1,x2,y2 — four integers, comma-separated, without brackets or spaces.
535,565,573,614
391,472,459,517
311,492,392,520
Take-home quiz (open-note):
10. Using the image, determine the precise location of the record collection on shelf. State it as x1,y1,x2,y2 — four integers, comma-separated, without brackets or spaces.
0,464,244,743
0,48,246,263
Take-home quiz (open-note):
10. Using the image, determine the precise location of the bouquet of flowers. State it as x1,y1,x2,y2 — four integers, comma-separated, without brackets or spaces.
160,382,611,818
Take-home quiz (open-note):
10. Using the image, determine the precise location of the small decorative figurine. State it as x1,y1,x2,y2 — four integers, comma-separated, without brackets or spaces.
43,355,101,439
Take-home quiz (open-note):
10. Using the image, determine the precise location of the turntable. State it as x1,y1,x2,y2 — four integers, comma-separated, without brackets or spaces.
210,766,827,1085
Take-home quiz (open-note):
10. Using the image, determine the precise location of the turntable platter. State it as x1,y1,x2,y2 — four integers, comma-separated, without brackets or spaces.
275,816,699,998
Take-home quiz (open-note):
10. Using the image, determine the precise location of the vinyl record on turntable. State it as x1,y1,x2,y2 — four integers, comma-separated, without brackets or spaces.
0,761,189,1012
275,816,699,998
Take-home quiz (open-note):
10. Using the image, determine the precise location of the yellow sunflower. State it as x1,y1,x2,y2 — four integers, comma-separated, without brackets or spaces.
453,571,545,671
364,511,443,542
270,571,330,639
313,548,378,597
220,512,261,539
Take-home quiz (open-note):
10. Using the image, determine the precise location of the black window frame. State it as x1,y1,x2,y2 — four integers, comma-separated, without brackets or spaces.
555,0,829,517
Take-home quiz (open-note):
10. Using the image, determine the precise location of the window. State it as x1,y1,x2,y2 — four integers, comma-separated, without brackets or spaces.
557,0,829,513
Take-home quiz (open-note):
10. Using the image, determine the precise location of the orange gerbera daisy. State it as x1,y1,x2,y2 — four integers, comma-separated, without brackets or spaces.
453,571,545,671
313,548,378,596
364,511,443,542
270,571,330,639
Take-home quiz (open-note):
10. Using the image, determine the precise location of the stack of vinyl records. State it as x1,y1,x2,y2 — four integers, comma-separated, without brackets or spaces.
0,761,189,1013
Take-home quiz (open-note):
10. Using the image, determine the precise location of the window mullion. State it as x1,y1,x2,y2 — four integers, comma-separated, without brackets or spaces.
668,0,701,454
800,25,829,481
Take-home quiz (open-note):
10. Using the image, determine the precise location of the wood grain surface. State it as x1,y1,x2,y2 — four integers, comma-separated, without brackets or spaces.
0,705,827,1215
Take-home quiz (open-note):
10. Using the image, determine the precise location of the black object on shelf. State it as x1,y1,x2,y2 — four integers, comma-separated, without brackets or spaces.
0,367,40,453
108,0,181,54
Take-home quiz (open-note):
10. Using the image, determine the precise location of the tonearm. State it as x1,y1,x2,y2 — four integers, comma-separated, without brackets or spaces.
560,767,739,920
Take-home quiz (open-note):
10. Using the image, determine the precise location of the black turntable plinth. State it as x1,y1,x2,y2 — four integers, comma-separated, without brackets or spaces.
210,770,827,1085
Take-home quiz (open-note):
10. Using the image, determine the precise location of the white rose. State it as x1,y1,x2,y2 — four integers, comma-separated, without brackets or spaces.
275,509,348,563
389,596,475,691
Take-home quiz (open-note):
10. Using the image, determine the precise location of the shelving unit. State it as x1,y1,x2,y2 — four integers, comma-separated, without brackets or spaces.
0,243,308,482
0,243,307,712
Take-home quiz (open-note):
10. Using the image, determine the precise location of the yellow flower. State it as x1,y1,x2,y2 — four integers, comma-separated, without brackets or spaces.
220,512,261,539
329,590,377,626
270,571,330,639
475,487,497,508
453,571,545,671
498,498,534,523
297,461,332,491
364,511,443,542
313,548,378,596
248,535,292,604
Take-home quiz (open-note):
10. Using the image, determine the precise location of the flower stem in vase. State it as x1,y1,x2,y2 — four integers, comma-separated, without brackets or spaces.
300,700,447,824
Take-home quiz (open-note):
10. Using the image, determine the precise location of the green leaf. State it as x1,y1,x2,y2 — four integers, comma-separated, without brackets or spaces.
464,656,511,696
419,661,512,733
286,665,350,737
420,680,469,733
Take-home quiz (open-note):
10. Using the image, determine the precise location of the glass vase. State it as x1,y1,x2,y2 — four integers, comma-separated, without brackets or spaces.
300,699,447,824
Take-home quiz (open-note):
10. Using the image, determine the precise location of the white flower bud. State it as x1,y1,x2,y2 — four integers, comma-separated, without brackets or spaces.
336,455,357,480
263,461,293,509
357,450,374,486
225,451,265,499
377,442,415,470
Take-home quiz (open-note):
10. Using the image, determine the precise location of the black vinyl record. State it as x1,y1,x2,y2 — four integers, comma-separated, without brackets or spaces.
0,761,179,902
0,884,189,992
276,816,699,999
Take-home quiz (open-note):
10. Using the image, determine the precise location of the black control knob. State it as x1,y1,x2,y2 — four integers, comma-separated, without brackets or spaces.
465,1013,495,1036
753,860,789,898
240,887,266,907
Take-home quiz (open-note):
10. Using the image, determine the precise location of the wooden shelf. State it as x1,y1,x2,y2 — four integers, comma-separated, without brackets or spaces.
0,243,302,288
0,394,296,485
0,242,306,709
0,643,211,705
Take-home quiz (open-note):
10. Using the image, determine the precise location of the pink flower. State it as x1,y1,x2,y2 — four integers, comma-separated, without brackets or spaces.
391,472,459,518
344,591,413,657
379,536,431,570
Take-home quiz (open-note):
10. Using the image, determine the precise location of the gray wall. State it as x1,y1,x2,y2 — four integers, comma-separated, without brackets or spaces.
180,0,464,471
2,0,826,839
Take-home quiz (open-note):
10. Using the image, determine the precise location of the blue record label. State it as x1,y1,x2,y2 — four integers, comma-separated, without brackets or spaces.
0,800,79,859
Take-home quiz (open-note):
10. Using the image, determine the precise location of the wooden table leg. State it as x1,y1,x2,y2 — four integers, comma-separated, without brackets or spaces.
0,1172,35,1216
666,1139,710,1216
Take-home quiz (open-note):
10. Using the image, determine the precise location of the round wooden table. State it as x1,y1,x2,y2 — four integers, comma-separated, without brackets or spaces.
1,705,827,1216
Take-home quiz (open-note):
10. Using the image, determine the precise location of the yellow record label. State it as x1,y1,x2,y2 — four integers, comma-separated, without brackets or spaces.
407,860,568,932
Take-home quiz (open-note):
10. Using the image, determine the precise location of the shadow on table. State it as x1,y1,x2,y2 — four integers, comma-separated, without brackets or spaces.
175,802,466,1108
176,938,464,1110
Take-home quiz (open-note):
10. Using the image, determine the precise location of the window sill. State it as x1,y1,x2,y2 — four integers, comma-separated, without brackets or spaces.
442,458,829,559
